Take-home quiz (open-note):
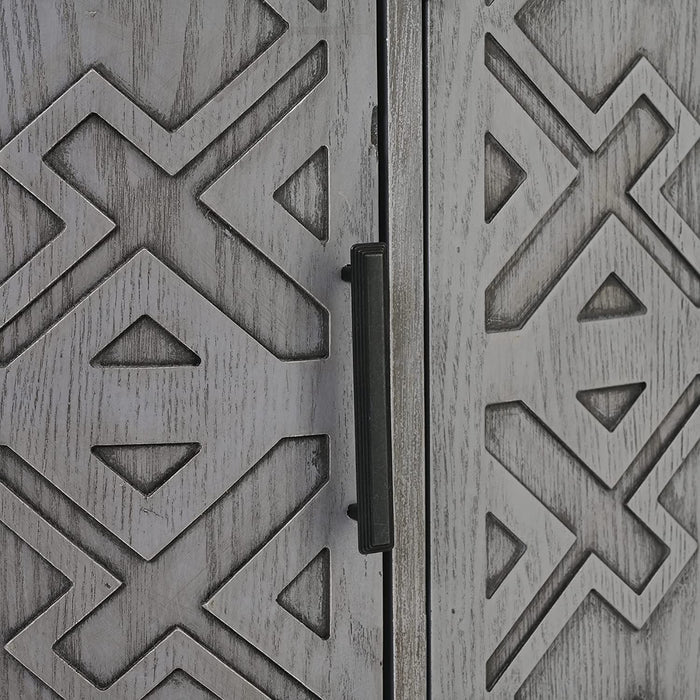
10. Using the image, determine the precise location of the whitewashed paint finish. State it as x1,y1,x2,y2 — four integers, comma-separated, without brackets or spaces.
427,0,700,697
0,1,381,698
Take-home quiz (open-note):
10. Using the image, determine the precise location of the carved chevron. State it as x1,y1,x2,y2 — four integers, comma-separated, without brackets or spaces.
0,482,269,699
206,495,338,697
484,6,700,298
0,0,325,330
485,455,576,652
480,76,577,276
489,404,699,697
201,84,331,302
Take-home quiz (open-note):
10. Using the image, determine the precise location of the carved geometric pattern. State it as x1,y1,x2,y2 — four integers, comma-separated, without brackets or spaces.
90,315,202,367
205,497,337,682
1,250,326,560
273,146,329,242
484,132,527,223
91,442,202,496
276,547,331,639
478,0,700,696
486,513,527,599
0,24,331,361
577,273,647,322
485,401,698,696
0,1,380,698
576,382,646,432
200,88,332,302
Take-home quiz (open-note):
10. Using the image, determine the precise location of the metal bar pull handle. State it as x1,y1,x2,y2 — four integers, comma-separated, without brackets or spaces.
343,242,394,554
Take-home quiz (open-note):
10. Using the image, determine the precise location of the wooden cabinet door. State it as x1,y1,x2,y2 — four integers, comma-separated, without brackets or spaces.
0,2,381,698
427,0,700,697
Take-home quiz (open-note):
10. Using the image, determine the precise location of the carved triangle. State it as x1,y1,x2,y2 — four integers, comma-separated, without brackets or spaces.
486,512,526,599
144,669,217,700
578,272,647,322
90,315,201,367
577,382,646,432
0,519,71,617
658,445,696,533
276,547,330,639
203,499,341,697
92,443,201,496
484,132,526,222
307,0,327,10
273,147,329,241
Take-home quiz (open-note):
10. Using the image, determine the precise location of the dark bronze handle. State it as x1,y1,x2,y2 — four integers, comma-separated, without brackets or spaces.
343,242,394,554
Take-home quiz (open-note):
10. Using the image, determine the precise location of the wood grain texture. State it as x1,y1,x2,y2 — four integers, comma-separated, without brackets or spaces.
0,1,381,698
427,0,700,697
384,1,428,698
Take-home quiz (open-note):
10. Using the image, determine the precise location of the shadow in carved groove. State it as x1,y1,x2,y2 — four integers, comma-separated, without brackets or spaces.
0,521,69,700
486,512,527,599
484,132,527,223
577,272,647,322
276,547,331,639
273,147,329,242
90,315,202,367
144,668,219,700
91,443,202,496
576,383,647,432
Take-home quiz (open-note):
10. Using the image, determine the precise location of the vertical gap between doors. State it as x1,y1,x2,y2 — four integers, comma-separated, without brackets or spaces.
376,1,394,698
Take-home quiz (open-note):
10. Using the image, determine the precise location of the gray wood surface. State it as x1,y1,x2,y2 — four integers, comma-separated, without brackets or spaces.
0,1,381,698
427,0,700,697
385,1,428,698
